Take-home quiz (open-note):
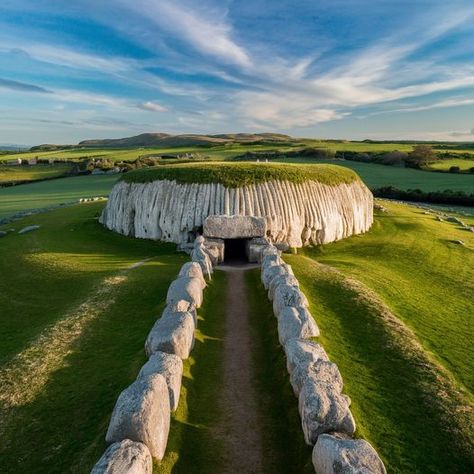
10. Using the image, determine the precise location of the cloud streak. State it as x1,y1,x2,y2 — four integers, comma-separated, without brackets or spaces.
0,77,51,93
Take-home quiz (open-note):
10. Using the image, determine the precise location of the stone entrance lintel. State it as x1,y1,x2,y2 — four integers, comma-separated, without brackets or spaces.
203,215,266,239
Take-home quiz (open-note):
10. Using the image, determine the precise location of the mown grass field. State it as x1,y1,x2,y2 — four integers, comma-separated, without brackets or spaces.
0,203,188,473
0,174,118,219
427,158,474,172
286,201,474,473
0,164,73,184
277,158,474,192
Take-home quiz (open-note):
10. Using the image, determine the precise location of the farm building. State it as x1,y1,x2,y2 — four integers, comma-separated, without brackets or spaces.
100,163,373,261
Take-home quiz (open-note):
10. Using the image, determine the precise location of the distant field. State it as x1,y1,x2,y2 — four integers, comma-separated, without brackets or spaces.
0,164,72,184
276,158,474,192
0,174,118,219
428,158,474,172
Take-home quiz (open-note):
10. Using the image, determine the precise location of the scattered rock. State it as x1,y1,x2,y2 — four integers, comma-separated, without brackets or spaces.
145,311,195,359
453,240,465,246
374,203,388,213
105,374,170,460
277,306,320,345
18,225,40,234
91,439,152,474
138,351,183,411
312,433,386,474
0,230,7,238
299,378,356,445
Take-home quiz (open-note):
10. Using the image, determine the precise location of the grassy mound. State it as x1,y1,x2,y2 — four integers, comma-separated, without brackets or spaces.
121,162,360,188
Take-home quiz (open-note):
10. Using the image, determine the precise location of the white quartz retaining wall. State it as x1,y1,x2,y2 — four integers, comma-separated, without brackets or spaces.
259,244,387,474
91,238,214,474
100,179,373,248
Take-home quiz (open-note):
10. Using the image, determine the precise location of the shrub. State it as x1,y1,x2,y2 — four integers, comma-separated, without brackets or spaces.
449,166,461,173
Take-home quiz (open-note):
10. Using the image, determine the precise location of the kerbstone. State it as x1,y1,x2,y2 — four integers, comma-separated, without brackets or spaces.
105,374,170,460
138,352,183,411
91,439,152,474
312,433,386,474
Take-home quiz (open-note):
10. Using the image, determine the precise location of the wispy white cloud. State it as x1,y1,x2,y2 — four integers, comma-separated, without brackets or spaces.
137,101,167,112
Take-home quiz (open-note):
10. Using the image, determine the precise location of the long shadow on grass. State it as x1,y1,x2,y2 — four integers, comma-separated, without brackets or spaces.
245,269,314,474
288,257,474,474
159,271,227,474
0,260,181,474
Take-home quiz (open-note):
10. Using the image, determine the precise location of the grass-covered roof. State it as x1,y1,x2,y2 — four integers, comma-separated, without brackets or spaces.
121,162,360,188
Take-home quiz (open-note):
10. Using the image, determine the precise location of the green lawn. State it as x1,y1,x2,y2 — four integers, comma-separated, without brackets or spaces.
123,162,359,187
276,158,474,192
285,201,474,473
0,174,118,219
0,164,73,184
0,203,187,473
428,158,474,172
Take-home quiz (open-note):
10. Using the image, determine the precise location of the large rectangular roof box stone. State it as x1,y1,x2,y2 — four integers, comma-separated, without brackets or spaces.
203,215,266,239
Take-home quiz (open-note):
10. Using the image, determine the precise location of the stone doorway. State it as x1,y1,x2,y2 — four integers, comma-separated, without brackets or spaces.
223,238,249,262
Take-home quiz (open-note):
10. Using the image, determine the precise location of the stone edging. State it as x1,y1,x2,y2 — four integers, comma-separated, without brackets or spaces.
90,238,214,473
258,243,387,474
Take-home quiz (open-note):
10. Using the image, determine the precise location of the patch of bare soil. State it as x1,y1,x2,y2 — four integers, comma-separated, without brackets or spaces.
213,267,265,473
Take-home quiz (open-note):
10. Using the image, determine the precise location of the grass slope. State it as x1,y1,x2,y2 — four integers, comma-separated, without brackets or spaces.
0,174,118,219
285,201,474,473
0,203,187,473
428,158,474,172
121,162,359,187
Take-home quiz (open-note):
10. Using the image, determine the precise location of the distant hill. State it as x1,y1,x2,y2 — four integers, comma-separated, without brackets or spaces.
76,132,295,148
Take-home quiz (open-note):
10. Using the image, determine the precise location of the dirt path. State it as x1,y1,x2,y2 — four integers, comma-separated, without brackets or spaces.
214,267,265,473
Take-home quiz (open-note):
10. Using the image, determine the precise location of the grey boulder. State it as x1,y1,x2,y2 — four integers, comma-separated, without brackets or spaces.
284,339,329,377
91,439,152,474
312,433,386,474
299,379,356,445
203,215,266,239
268,273,299,301
145,311,195,359
273,285,309,317
178,262,206,289
138,351,183,411
277,306,320,346
105,374,170,460
291,359,343,398
166,276,203,308
262,263,292,290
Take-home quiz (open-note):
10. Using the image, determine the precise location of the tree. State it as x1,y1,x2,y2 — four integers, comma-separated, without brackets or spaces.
405,145,437,168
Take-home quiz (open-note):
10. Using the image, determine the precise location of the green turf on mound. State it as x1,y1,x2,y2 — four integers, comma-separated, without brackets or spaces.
121,162,360,188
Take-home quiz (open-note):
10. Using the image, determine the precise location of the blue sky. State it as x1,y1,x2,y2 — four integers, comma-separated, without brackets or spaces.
1,0,474,144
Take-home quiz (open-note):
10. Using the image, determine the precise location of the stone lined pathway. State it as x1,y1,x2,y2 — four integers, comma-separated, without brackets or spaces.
213,267,265,473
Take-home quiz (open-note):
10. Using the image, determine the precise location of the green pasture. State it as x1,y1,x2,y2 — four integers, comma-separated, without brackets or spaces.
276,158,474,192
428,158,474,172
0,174,118,219
0,164,72,184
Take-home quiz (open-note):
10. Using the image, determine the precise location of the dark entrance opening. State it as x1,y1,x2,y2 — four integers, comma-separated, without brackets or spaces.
224,238,248,263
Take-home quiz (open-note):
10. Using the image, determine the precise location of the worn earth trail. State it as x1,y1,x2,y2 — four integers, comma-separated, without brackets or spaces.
213,266,266,473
